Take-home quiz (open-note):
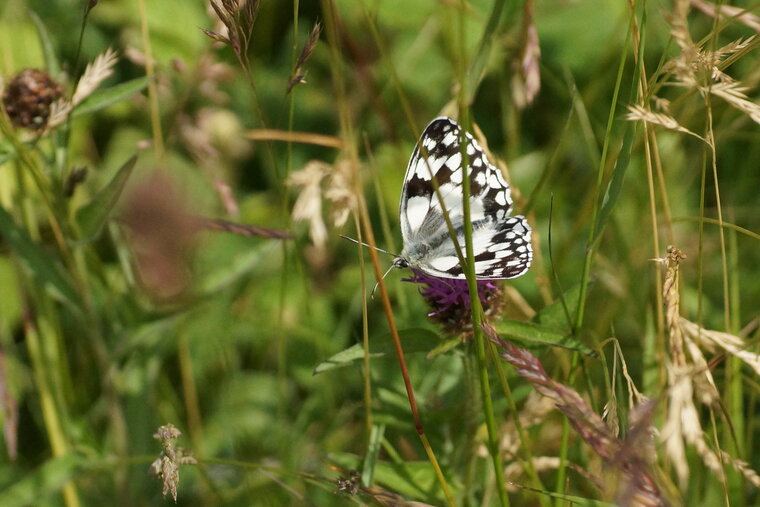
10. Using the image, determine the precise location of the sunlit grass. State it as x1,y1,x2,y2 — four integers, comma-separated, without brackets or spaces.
0,0,759,505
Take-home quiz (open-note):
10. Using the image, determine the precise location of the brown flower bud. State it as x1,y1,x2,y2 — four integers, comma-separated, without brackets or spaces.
2,69,64,130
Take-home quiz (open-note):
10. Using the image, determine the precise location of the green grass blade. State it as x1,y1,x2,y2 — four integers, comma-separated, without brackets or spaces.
510,483,615,506
0,453,86,507
72,77,151,118
0,207,79,307
361,423,385,487
28,11,60,76
313,328,440,374
76,154,137,240
592,121,637,245
329,452,456,503
537,284,582,330
494,320,596,356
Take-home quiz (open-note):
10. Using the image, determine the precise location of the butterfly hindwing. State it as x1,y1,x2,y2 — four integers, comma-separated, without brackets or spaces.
398,117,532,280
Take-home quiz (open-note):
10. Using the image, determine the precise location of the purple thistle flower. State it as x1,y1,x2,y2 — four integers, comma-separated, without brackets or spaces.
402,269,503,334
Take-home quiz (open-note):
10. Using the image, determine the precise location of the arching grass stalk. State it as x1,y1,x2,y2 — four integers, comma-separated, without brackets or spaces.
350,210,374,462
355,191,456,507
455,1,508,505
320,0,454,502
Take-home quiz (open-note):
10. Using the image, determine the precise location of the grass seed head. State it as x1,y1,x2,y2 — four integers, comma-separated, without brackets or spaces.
486,326,665,504
511,1,541,109
149,424,197,502
288,160,330,248
287,22,322,94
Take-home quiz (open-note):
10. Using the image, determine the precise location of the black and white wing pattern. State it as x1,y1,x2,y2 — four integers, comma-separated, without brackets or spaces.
394,116,532,279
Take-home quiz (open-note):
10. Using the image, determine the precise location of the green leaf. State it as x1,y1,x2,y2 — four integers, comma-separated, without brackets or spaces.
592,26,643,245
509,483,615,506
361,424,385,487
592,122,635,244
72,77,151,118
427,336,462,358
0,140,15,165
76,155,137,240
0,258,22,332
537,284,582,329
0,207,79,307
0,453,86,507
313,328,440,375
328,452,455,503
494,320,595,357
28,11,60,76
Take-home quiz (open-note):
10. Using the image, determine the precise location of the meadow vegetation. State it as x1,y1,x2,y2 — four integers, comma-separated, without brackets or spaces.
1,0,759,505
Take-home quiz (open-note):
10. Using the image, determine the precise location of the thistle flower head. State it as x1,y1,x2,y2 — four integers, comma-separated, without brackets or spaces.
403,269,503,335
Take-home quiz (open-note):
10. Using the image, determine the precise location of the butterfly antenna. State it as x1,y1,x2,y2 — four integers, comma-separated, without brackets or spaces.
339,235,396,257
371,263,397,299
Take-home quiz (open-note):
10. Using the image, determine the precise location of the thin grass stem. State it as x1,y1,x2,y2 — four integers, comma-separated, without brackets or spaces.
137,0,164,160
455,1,508,504
321,0,454,501
23,304,82,507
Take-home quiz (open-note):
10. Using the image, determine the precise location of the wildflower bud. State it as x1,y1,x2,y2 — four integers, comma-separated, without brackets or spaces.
64,167,88,197
2,69,64,130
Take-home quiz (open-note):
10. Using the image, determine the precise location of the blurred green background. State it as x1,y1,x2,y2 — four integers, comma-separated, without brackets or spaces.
1,0,759,505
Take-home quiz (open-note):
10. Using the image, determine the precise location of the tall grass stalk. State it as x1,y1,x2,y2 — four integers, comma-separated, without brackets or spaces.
455,1,508,505
356,189,455,505
322,0,453,501
4,0,760,503
556,3,638,500
136,0,164,159
23,307,81,507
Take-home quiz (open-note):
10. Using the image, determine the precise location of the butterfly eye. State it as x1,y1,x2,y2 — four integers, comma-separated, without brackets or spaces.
393,257,409,269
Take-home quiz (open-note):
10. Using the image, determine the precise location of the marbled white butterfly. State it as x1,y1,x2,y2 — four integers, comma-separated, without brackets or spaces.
392,117,532,279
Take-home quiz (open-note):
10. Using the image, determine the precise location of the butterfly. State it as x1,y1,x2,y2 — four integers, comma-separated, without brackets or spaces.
392,117,532,279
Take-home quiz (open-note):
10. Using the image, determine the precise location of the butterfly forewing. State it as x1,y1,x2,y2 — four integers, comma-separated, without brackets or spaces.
399,117,532,280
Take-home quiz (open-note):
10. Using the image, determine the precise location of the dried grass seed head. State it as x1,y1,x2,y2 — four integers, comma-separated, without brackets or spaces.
324,159,357,228
511,1,541,109
149,424,197,502
71,48,118,106
288,160,330,248
288,159,358,248
487,328,665,504
287,21,322,94
46,48,119,130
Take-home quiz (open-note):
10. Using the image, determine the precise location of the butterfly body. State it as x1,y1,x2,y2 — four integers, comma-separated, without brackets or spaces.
396,117,532,280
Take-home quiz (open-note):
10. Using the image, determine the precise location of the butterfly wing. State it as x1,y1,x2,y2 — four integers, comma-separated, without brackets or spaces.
399,117,532,279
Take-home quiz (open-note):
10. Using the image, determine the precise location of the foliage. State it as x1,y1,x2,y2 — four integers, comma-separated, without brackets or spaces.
0,0,759,505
